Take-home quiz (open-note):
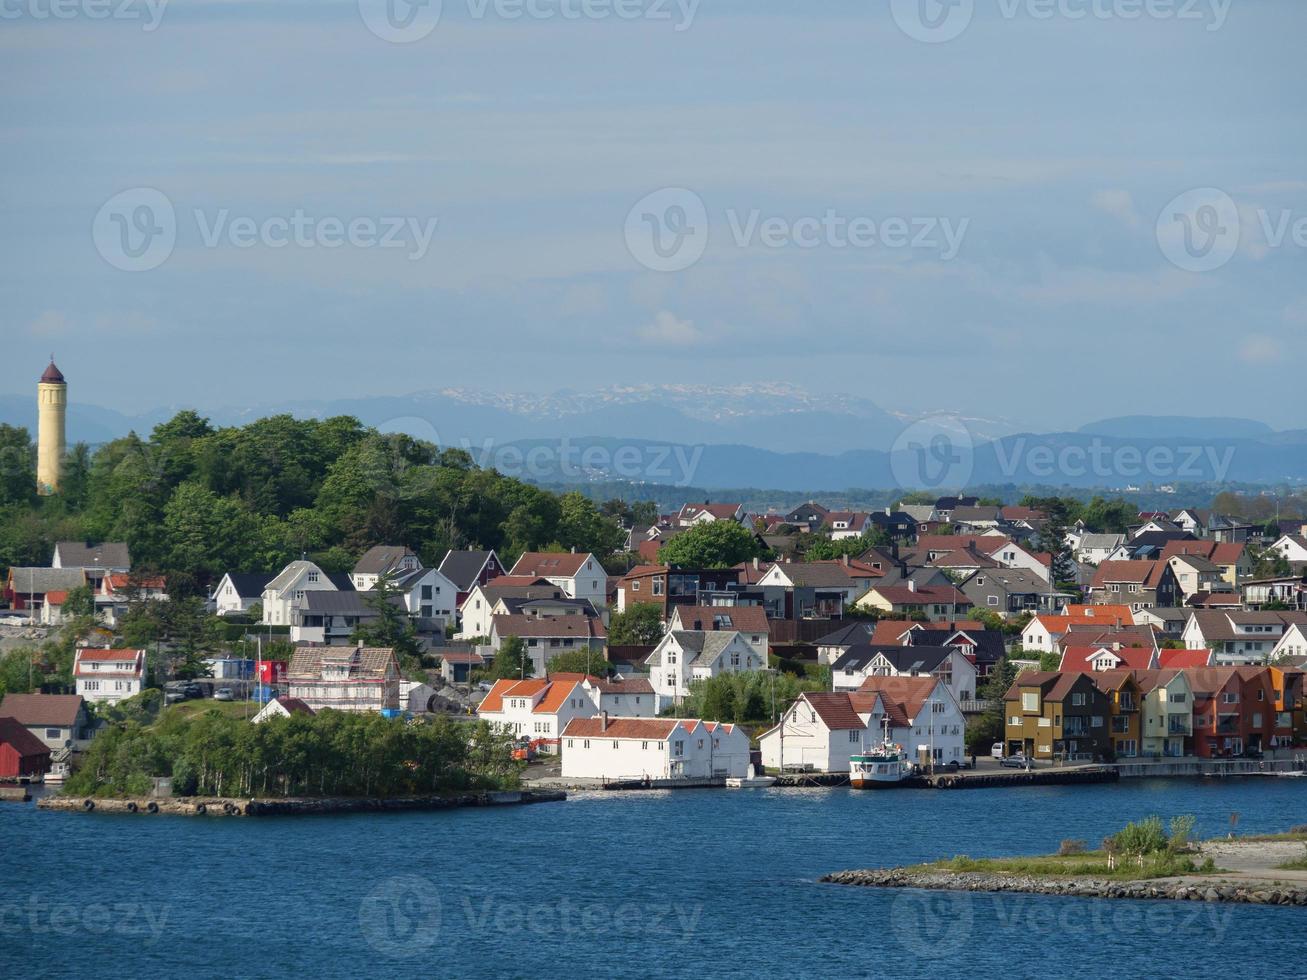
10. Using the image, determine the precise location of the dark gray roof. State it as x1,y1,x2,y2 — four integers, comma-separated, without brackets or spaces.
353,545,418,576
6,567,87,593
500,596,597,616
54,542,130,569
832,644,953,674
301,591,402,615
438,550,496,591
814,622,877,647
222,573,275,598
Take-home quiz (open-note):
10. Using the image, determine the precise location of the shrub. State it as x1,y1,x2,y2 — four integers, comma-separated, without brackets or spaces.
1058,839,1087,856
1169,814,1197,851
1111,815,1168,856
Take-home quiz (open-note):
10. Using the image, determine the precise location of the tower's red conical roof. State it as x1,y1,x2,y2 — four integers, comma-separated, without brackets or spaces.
40,360,65,384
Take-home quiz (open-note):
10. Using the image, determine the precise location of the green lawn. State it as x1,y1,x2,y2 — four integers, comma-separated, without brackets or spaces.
918,850,1217,882
160,699,260,723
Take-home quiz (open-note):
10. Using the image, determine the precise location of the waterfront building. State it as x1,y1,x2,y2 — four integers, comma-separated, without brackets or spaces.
73,648,146,705
560,716,750,781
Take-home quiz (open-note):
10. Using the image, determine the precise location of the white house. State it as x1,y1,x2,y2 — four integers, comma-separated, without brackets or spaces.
211,572,273,617
829,644,977,705
261,560,348,626
509,551,606,605
489,614,607,677
389,566,458,627
1073,533,1125,566
457,578,559,639
73,648,145,704
476,674,603,752
1270,534,1307,564
758,678,965,773
351,545,422,591
560,716,750,781
1183,610,1307,665
668,605,769,662
644,630,764,708
52,541,130,589
250,695,315,724
580,675,656,717
1272,623,1307,662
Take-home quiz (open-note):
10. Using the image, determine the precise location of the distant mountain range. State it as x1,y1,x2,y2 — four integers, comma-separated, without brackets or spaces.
0,384,1302,490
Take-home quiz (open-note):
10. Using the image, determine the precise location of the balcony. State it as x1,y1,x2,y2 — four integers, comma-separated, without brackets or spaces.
1167,718,1192,735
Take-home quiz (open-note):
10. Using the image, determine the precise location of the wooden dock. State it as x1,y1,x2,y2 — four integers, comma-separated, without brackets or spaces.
925,766,1119,789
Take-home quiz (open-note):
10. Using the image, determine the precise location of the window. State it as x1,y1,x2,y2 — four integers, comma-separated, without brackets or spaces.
1021,692,1039,712
307,571,319,584
848,730,860,743
45,728,61,739
642,741,649,750
566,739,573,748
632,580,640,591
652,578,664,596
583,740,590,748
1071,692,1086,707
613,741,619,749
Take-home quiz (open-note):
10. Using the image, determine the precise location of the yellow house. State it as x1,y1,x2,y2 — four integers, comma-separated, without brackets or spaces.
1134,668,1193,758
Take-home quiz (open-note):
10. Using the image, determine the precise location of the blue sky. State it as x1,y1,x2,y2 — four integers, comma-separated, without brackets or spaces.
1,0,1303,430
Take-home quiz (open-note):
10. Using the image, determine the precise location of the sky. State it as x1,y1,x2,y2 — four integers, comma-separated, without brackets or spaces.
1,0,1303,430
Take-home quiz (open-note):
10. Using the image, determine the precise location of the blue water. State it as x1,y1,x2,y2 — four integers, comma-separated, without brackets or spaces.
3,779,1306,978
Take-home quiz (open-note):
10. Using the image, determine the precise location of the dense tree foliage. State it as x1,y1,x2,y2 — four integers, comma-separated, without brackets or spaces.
606,604,666,646
0,412,629,591
657,521,764,569
544,649,611,677
63,704,520,798
677,670,824,727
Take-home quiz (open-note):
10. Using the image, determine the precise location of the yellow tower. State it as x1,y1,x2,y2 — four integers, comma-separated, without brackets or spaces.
37,357,66,496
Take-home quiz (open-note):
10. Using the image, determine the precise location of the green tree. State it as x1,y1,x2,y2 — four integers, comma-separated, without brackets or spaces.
0,424,35,506
658,521,762,568
606,604,666,646
351,574,423,675
488,636,533,680
965,657,1020,754
545,648,609,677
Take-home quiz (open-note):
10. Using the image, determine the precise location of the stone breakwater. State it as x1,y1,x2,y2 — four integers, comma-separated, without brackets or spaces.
38,789,566,817
820,868,1307,906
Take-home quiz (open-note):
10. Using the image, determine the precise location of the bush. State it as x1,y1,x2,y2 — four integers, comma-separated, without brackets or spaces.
1169,814,1197,851
1058,839,1087,856
1111,815,1168,856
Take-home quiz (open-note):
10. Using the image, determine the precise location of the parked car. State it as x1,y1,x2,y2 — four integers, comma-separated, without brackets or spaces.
1000,753,1029,769
991,742,1005,760
214,687,234,702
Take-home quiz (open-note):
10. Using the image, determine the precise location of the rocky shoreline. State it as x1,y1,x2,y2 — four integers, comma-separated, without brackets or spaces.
821,867,1307,906
37,789,566,817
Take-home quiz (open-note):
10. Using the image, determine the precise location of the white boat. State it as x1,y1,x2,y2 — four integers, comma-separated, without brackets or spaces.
849,721,913,789
725,765,776,789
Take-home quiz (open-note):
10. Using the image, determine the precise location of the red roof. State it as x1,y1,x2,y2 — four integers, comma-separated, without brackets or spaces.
44,591,68,605
1090,560,1167,588
800,692,869,731
562,717,685,739
1157,648,1215,668
510,552,595,578
40,360,65,384
1059,645,1156,672
855,675,940,722
671,605,769,634
0,716,52,760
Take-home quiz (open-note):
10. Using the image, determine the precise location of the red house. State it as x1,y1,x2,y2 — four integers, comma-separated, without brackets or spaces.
1187,666,1286,757
0,716,52,779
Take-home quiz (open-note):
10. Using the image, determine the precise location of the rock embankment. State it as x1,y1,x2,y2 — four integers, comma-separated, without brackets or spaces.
821,867,1307,906
38,789,565,817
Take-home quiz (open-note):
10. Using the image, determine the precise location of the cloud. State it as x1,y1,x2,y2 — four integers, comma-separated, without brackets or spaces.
1238,335,1280,364
636,311,705,346
27,311,69,337
1090,189,1141,229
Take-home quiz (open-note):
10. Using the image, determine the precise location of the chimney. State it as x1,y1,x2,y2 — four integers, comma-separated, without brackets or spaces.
601,710,609,732
885,506,892,516
907,579,917,593
752,557,759,570
842,554,850,567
